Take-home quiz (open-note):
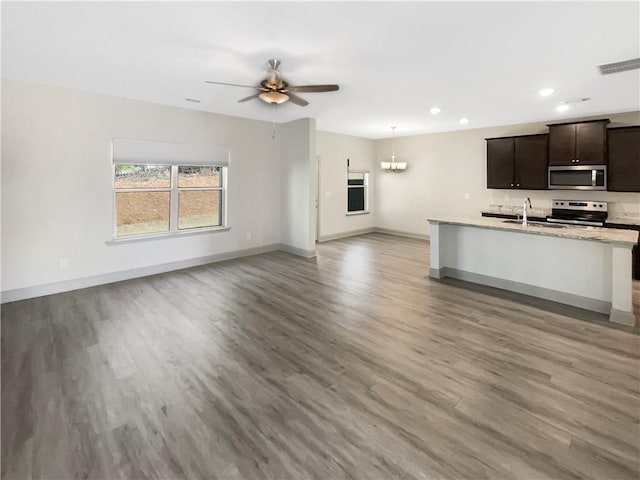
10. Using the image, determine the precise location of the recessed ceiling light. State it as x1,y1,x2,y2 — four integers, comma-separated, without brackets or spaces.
538,88,554,97
430,107,441,115
459,117,469,125
185,98,201,103
556,104,570,112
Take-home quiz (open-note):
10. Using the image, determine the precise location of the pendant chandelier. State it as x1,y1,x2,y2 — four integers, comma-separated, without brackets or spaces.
380,126,407,172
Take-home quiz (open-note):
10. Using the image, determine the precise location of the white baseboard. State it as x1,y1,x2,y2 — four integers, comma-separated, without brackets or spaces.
1,231,423,304
374,227,430,240
277,243,317,258
319,227,428,242
318,228,376,242
1,244,281,304
430,266,612,315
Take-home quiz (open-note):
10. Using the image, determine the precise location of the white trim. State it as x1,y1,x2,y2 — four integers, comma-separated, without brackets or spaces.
318,228,376,242
375,227,430,240
346,211,370,216
3,232,429,304
1,244,279,304
277,244,317,258
106,226,231,245
609,308,635,326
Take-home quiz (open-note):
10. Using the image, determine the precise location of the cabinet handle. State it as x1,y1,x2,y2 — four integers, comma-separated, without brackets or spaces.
516,184,520,187
576,159,580,163
510,183,514,187
571,159,575,163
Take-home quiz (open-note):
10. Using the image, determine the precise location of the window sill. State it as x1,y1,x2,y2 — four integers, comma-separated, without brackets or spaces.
346,211,370,216
106,226,231,245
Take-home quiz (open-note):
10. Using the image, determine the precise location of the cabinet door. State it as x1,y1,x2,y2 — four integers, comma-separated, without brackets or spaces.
487,138,515,188
548,124,575,165
608,127,640,192
515,135,548,189
576,122,607,165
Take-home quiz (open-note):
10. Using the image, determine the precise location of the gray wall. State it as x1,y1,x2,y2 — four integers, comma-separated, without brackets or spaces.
1,80,286,293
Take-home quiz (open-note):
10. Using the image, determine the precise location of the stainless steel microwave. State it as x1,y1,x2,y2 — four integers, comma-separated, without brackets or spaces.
548,165,607,190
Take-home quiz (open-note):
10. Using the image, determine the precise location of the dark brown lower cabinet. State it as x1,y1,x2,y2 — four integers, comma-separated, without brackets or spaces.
486,134,548,189
608,126,640,192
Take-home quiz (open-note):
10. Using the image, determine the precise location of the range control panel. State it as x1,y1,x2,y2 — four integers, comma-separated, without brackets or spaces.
552,200,607,212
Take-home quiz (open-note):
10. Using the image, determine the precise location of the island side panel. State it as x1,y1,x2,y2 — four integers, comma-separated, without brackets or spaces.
610,245,634,325
428,223,615,315
428,221,443,278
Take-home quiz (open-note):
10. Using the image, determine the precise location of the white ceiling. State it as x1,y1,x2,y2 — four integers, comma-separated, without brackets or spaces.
2,1,639,139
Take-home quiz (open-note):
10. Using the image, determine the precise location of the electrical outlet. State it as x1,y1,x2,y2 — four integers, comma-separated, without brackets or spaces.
464,193,470,200
504,194,510,201
246,233,252,241
325,191,332,198
58,258,69,270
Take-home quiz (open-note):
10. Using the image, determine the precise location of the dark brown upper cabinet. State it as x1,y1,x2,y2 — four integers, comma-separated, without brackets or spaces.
486,134,548,189
486,138,514,189
607,126,640,192
548,119,609,166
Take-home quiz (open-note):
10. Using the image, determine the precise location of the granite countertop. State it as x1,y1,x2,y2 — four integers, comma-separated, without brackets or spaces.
427,216,638,246
483,206,551,217
607,216,640,226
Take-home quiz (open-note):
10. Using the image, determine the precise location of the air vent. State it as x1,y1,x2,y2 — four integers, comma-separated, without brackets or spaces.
598,58,640,75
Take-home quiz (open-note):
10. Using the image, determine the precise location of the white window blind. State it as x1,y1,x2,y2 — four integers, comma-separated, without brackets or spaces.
112,139,229,166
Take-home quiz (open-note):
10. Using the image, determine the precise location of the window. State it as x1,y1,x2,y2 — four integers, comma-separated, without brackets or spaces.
347,171,369,214
111,139,229,240
114,164,226,238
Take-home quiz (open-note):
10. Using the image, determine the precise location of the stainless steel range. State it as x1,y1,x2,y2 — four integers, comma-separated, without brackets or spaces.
546,200,608,227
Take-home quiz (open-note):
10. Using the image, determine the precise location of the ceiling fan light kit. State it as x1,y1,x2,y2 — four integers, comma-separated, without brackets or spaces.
381,126,407,173
259,91,289,104
206,59,339,107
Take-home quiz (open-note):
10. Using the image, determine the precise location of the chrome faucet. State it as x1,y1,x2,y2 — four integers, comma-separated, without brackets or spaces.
523,197,532,226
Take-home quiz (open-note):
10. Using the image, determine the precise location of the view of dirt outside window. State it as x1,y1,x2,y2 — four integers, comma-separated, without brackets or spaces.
114,165,223,237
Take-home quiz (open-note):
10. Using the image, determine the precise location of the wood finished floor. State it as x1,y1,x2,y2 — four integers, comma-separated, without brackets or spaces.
2,233,640,480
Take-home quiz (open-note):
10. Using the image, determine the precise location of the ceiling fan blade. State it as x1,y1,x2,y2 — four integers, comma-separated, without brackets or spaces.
238,93,261,103
286,93,309,107
205,81,261,89
286,84,339,93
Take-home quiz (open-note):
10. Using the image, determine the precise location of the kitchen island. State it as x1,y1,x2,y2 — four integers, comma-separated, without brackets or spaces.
427,216,638,325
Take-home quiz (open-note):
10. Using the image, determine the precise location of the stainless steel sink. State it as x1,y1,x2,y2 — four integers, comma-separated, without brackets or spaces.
502,219,565,228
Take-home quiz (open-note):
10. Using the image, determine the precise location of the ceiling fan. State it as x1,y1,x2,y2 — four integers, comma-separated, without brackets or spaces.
205,59,339,106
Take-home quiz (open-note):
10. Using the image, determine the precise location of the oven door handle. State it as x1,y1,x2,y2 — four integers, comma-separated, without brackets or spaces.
547,218,604,227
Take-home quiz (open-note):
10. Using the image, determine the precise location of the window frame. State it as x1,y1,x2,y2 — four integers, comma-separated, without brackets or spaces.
346,170,369,215
112,164,228,240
